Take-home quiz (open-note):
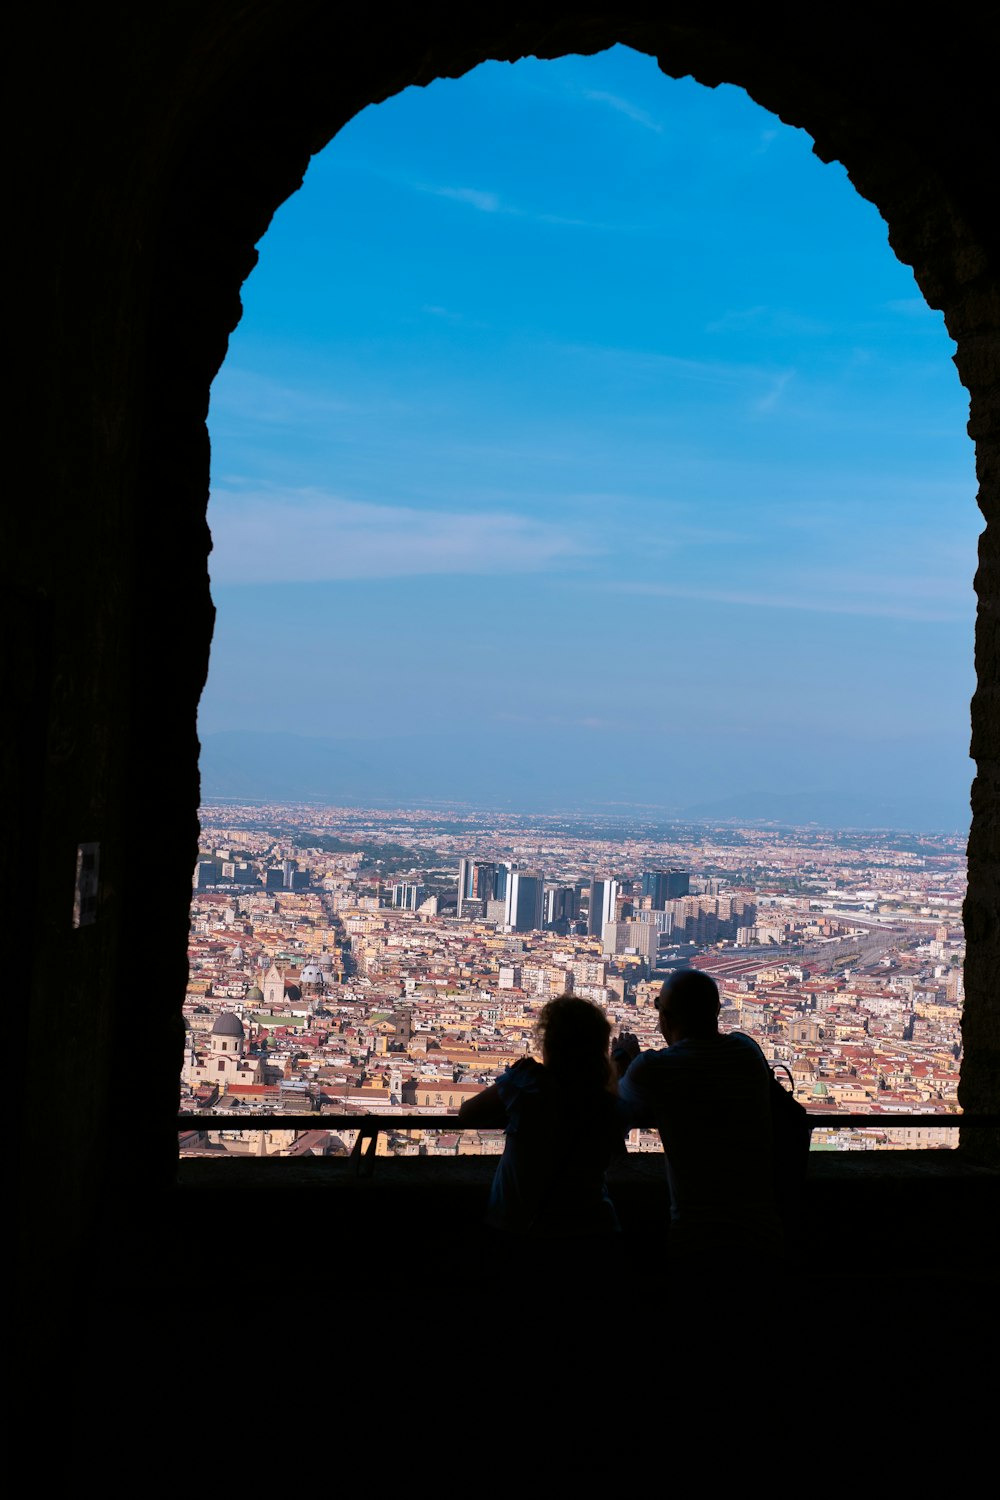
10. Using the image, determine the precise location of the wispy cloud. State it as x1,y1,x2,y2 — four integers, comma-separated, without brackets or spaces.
432,185,503,214
412,180,613,232
605,570,970,624
555,339,786,390
582,89,662,133
526,336,801,419
752,369,794,413
706,306,829,338
420,303,492,330
493,711,614,730
209,487,595,584
209,368,379,426
536,211,608,229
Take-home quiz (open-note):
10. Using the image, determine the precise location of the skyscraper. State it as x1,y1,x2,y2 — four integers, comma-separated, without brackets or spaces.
544,886,578,930
588,877,621,940
457,858,475,916
641,870,690,907
602,919,659,966
506,870,544,933
457,858,499,916
392,882,422,910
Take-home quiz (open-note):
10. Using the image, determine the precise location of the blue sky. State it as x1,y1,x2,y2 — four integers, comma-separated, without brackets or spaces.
201,46,978,827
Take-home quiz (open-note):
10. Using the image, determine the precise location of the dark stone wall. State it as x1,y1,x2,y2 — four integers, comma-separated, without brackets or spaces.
9,2,999,1286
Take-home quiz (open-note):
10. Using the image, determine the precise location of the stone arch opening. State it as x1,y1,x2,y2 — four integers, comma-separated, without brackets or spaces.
134,12,996,1179
201,46,973,832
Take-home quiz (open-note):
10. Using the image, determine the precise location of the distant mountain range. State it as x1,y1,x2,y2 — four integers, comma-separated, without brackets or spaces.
198,730,970,833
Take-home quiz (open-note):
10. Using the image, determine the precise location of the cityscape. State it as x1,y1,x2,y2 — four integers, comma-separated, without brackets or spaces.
180,802,965,1159
183,52,974,1170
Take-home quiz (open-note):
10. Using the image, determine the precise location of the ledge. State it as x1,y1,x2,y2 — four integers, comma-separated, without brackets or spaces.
164,1149,999,1288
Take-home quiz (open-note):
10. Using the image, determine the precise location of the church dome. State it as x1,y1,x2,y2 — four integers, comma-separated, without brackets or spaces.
212,1012,246,1039
300,963,324,986
246,984,264,1004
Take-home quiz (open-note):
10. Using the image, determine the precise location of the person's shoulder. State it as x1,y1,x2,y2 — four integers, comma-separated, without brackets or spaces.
497,1056,544,1102
618,1047,671,1122
622,1047,671,1085
726,1031,772,1072
728,1031,768,1058
634,1045,671,1065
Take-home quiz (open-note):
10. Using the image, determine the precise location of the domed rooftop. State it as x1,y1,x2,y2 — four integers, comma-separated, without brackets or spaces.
212,1012,245,1039
246,984,264,1004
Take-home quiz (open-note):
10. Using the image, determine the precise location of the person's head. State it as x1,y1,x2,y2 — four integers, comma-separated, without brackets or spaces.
536,994,612,1090
656,969,721,1043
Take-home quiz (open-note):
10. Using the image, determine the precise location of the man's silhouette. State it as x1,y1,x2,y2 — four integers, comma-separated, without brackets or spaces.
614,969,782,1261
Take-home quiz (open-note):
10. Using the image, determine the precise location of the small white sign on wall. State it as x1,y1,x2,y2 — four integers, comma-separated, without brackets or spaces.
73,842,99,927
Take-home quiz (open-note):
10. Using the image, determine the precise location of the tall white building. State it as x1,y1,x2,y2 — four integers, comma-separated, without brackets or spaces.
505,870,544,933
588,877,621,940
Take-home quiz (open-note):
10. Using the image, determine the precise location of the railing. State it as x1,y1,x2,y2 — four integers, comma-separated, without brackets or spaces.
178,1111,999,1176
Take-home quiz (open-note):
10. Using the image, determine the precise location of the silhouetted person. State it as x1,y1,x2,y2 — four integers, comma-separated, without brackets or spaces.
614,969,782,1262
459,994,625,1234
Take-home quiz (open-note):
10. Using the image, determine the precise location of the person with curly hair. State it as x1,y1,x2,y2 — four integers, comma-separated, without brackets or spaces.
459,994,626,1234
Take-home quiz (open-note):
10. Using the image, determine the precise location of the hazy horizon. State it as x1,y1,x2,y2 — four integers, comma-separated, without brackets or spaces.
198,729,969,834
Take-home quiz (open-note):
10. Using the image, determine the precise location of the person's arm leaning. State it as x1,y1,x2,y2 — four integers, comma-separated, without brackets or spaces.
614,1040,657,1129
458,1081,507,1130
